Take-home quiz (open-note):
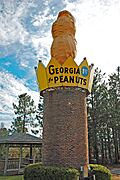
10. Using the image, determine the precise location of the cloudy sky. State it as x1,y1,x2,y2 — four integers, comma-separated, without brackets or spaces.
0,0,120,128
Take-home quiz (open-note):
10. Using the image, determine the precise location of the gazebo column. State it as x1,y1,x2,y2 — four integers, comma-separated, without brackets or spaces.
33,146,36,163
30,144,33,163
4,144,9,175
18,144,22,173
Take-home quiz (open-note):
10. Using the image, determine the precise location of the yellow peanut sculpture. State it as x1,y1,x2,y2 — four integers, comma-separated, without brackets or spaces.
51,10,77,64
36,10,94,95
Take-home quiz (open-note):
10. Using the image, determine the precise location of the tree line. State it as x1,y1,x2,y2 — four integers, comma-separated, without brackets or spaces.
88,66,120,164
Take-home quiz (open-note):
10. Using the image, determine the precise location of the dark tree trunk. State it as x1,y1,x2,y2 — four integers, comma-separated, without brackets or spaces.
101,136,105,164
107,125,112,163
112,127,119,163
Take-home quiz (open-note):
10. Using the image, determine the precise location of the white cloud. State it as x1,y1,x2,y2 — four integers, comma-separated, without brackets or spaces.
0,0,51,70
0,1,31,46
0,71,39,128
31,34,52,64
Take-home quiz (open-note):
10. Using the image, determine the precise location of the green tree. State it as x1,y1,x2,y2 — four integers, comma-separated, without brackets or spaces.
36,96,43,127
0,122,9,137
0,122,9,159
10,93,36,133
108,66,120,163
33,96,44,137
87,68,107,163
88,66,120,164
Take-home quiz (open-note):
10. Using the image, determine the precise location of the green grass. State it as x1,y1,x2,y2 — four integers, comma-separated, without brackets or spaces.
0,175,23,180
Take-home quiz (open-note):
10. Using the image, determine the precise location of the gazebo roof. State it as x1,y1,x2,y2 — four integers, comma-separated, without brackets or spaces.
0,133,42,145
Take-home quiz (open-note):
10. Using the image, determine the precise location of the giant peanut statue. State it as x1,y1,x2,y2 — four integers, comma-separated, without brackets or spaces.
36,10,94,178
51,10,77,64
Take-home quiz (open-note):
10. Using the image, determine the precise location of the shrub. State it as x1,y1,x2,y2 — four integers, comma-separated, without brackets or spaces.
89,164,112,180
24,163,80,180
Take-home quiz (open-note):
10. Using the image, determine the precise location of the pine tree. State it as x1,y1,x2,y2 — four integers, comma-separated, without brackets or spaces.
108,66,120,163
35,96,43,137
87,68,107,163
0,122,9,159
88,66,120,164
10,93,36,133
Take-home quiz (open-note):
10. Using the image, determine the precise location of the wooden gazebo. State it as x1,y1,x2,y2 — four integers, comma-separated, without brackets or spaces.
0,133,42,175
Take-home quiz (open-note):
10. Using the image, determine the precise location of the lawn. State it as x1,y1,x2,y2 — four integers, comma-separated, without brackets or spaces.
0,174,120,180
0,175,23,180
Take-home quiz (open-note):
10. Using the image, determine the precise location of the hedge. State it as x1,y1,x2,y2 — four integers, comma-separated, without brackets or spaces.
89,164,112,180
24,163,79,180
24,163,112,180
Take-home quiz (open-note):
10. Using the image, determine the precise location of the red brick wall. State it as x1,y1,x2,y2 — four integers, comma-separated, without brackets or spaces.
42,87,89,169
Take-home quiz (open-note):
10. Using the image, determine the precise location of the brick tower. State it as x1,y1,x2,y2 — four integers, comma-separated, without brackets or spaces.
42,87,88,170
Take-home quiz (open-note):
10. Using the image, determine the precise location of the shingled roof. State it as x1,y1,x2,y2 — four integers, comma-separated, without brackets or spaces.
0,133,42,145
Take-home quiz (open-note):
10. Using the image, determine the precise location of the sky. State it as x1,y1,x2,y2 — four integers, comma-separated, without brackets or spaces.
0,0,120,128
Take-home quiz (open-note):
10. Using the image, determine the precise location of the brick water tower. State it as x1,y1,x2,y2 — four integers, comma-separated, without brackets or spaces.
36,10,94,178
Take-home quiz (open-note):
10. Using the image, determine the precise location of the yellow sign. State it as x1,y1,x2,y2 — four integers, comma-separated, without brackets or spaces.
46,58,62,88
36,57,94,93
36,62,48,91
62,57,79,87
